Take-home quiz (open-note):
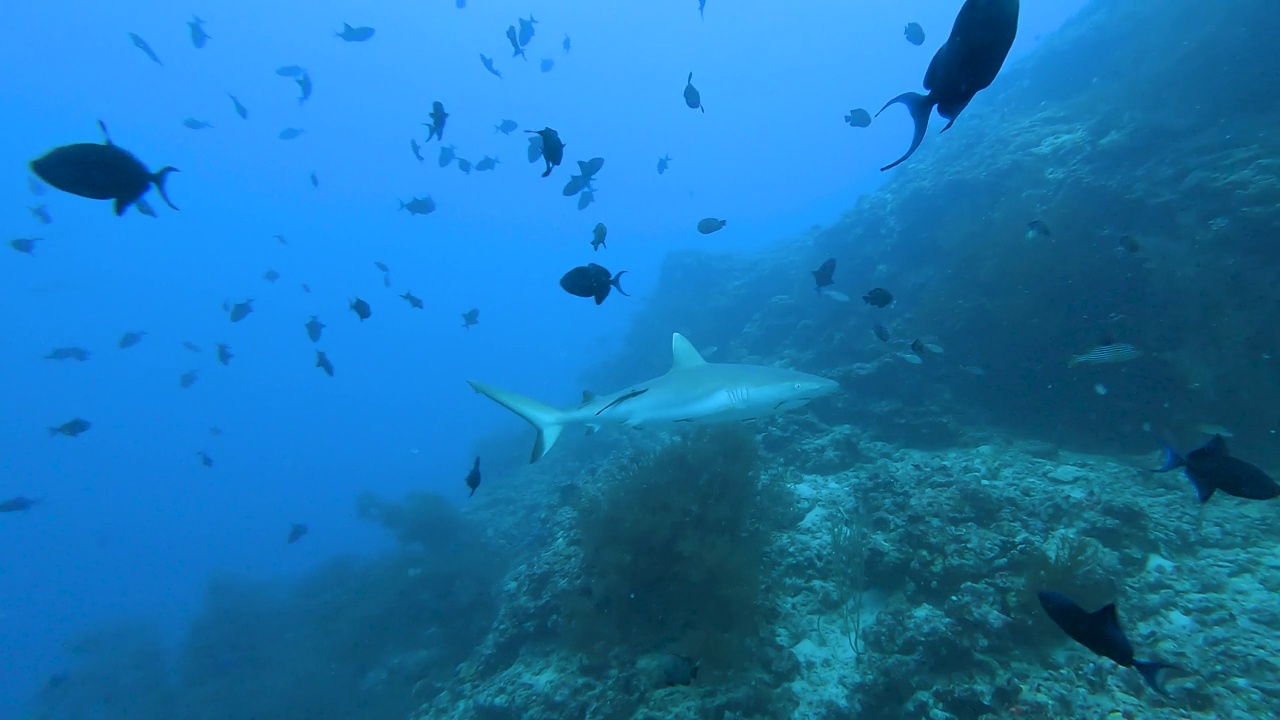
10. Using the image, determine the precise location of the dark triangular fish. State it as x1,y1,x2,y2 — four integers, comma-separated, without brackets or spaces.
527,128,563,177
30,121,179,216
1154,434,1280,503
813,258,836,290
465,457,481,497
1038,591,1181,696
876,0,1019,171
560,263,629,305
683,72,704,112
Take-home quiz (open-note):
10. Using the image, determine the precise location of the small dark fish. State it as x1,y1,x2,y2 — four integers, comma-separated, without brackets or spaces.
591,223,607,251
495,119,518,135
527,133,544,163
518,15,537,47
904,22,925,46
306,316,325,343
374,261,390,273
296,73,313,105
540,58,554,73
9,237,39,255
182,341,201,353
30,121,179,216
275,65,306,77
335,23,375,42
683,72,704,112
179,370,198,388
182,118,213,130
1155,434,1280,503
560,263,629,305
30,204,52,224
382,273,391,288
273,234,288,245
527,128,564,177
563,34,571,52
438,144,456,167
873,324,891,342
1026,219,1051,238
0,496,39,513
216,344,233,366
461,308,480,329
457,158,473,174
1116,234,1141,254
400,291,424,309
49,418,91,437
480,54,502,78
188,16,211,48
660,654,699,686
465,457,481,497
44,347,90,362
209,426,222,436
228,93,248,120
278,128,305,140
287,523,308,544
577,158,605,178
813,258,836,289
197,451,213,468
506,25,526,59
407,139,424,164
696,218,726,234
657,155,671,174
399,196,436,215
844,108,872,128
697,0,707,20
426,101,449,141
315,350,334,377
862,288,893,308
228,300,253,322
1038,591,1179,695
350,298,372,321
118,331,146,348
563,174,590,197
301,283,311,293
476,156,499,171
128,32,162,65
263,268,280,283
877,0,1018,171
309,172,319,188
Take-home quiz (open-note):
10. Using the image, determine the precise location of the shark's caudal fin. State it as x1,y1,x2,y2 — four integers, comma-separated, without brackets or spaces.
467,380,565,463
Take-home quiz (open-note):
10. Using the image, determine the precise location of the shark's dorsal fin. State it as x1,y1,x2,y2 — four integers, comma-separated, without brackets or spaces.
671,333,707,371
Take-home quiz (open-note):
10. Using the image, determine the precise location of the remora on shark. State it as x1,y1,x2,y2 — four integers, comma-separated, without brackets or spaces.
468,333,840,462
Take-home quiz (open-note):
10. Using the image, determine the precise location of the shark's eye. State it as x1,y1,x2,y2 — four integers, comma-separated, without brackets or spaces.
794,383,803,390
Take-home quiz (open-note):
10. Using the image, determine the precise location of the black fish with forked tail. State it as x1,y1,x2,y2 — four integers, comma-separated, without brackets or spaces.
560,263,628,305
876,0,1019,171
30,121,179,216
1038,590,1182,696
1154,434,1280,504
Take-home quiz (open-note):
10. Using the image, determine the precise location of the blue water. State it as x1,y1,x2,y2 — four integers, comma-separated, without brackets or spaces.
0,1,1085,715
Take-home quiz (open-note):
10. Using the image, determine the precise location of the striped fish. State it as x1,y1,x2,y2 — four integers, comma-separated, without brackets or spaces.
1068,343,1141,367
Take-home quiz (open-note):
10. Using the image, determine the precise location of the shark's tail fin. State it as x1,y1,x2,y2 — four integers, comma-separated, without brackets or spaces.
467,380,565,463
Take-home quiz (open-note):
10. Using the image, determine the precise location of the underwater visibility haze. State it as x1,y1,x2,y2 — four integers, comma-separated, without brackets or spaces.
5,0,1280,718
